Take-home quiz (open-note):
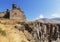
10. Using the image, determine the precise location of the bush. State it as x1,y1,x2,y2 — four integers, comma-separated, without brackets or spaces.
0,28,6,36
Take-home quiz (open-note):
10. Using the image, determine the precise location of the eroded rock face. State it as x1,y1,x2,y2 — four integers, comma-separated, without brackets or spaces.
0,19,60,42
23,21,60,42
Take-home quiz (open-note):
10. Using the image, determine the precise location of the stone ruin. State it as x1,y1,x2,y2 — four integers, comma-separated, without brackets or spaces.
0,4,26,21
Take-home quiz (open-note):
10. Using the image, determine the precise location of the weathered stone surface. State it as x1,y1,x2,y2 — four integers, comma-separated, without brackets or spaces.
0,19,60,42
0,4,26,21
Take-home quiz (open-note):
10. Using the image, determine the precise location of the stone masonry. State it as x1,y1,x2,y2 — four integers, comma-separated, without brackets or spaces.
0,4,26,21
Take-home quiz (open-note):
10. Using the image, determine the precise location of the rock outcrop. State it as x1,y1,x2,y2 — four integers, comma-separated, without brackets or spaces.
0,19,60,42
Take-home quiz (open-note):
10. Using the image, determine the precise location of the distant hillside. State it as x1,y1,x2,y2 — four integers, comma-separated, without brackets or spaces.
36,18,60,24
51,18,60,21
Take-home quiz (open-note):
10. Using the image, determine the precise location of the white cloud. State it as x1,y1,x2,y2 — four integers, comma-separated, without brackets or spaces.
51,13,60,18
36,14,44,19
39,15,44,18
33,13,60,20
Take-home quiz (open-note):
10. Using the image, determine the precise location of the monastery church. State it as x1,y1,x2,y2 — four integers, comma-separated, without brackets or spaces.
0,4,26,20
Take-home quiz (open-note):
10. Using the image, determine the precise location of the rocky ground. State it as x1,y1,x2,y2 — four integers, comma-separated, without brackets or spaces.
0,18,60,42
0,19,35,42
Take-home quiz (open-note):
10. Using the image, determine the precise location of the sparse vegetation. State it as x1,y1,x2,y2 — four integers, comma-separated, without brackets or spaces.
0,28,6,36
21,40,26,42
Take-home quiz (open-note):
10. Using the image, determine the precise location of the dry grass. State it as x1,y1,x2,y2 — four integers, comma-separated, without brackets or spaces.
0,19,29,42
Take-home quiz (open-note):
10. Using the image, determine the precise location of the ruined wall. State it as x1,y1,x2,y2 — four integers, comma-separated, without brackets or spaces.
0,12,6,18
10,9,26,20
0,4,26,21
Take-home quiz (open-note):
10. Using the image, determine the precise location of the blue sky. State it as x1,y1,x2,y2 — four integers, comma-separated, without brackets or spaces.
0,0,60,20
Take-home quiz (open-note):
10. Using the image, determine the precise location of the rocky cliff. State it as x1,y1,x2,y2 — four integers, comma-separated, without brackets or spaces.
0,19,60,42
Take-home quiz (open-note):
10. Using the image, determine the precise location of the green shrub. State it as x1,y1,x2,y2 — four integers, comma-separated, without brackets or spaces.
0,28,6,36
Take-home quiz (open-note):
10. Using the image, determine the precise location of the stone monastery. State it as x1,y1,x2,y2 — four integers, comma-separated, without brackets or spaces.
0,4,26,20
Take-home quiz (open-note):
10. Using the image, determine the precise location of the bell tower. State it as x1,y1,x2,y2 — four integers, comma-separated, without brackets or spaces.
12,4,17,9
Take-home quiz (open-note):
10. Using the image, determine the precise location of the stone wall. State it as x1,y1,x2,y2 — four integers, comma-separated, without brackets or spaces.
10,9,26,20
0,4,26,21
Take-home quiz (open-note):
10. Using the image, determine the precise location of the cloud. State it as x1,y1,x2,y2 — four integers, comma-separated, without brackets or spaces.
36,14,44,19
51,13,60,18
33,13,60,20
